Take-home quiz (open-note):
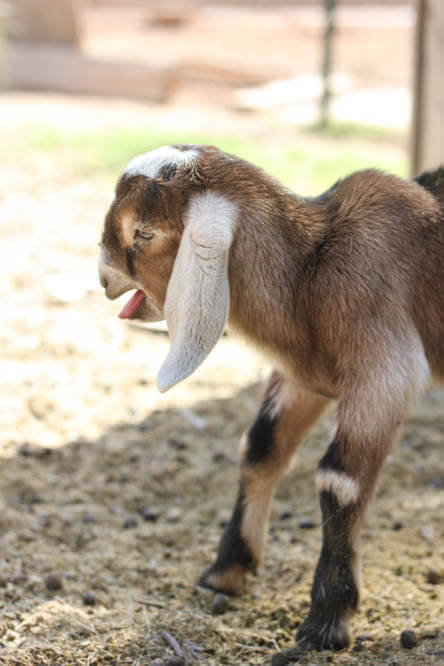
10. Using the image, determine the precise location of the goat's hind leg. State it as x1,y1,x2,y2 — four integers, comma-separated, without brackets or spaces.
198,372,329,595
296,361,426,651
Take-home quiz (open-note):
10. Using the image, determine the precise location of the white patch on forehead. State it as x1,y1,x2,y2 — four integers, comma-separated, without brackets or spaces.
123,145,198,179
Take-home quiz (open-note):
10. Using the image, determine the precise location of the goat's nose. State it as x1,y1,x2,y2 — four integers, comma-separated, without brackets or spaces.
100,274,108,289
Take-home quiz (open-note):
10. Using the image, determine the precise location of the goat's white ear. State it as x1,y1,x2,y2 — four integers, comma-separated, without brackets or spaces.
157,192,236,392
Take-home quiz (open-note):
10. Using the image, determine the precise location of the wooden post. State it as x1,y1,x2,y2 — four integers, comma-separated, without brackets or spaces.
320,0,336,128
411,0,444,175
8,0,80,46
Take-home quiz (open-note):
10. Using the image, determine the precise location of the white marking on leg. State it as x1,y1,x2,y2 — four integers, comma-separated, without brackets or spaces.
264,378,295,420
315,469,359,507
239,431,248,458
124,145,198,179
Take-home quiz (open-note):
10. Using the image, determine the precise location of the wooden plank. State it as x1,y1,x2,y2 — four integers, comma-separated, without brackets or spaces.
6,44,176,102
411,0,444,175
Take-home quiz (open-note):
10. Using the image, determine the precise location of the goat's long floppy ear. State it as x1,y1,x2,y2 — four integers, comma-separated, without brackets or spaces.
157,192,237,393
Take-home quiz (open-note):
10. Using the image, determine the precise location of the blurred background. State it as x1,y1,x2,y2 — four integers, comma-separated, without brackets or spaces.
0,2,442,664
1,0,442,444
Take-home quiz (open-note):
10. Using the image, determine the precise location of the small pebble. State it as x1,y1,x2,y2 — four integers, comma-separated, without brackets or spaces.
353,633,373,651
280,508,293,520
123,517,138,529
29,494,42,505
210,593,228,615
166,508,182,523
212,450,230,463
82,592,97,606
151,660,163,666
271,646,302,665
45,573,63,591
298,518,316,529
82,514,96,524
164,658,185,666
421,525,434,540
427,569,443,585
18,444,51,458
142,507,159,522
169,438,188,450
392,521,404,531
400,630,418,649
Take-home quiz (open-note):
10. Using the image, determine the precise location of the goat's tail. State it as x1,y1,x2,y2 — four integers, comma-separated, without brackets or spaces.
414,165,444,207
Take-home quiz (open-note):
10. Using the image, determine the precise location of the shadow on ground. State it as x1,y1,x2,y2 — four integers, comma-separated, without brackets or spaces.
0,383,443,665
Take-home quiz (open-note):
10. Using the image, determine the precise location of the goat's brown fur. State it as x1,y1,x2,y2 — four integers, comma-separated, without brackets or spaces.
99,146,443,652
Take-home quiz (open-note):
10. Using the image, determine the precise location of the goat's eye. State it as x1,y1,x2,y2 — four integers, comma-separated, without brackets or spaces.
134,229,154,242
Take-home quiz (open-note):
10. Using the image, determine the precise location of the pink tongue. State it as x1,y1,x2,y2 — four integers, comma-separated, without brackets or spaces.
118,290,146,319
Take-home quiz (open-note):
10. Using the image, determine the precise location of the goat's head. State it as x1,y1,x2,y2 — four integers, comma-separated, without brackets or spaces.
99,145,237,392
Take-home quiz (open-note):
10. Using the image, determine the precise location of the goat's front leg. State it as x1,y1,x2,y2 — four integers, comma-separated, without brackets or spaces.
296,402,408,650
198,372,329,595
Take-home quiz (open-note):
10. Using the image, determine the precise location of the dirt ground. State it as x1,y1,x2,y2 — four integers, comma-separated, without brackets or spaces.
0,4,443,665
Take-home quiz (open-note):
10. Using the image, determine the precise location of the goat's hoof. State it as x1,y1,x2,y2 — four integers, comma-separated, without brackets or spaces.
197,562,246,596
296,616,351,651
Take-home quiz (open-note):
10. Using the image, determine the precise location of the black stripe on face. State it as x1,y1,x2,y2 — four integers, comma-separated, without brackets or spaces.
245,398,278,465
125,247,136,279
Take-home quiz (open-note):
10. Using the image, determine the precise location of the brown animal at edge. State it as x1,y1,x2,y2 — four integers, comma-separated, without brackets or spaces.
98,145,444,652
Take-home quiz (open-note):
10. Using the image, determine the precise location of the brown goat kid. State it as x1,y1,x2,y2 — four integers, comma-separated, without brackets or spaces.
99,145,444,651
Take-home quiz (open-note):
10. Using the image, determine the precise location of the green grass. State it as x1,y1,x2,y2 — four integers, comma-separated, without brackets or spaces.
9,121,408,195
307,120,407,145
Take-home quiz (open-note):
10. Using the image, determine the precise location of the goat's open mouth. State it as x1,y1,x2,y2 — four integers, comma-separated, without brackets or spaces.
118,289,147,319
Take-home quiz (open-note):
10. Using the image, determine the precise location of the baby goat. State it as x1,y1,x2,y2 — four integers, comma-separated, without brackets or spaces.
99,145,444,651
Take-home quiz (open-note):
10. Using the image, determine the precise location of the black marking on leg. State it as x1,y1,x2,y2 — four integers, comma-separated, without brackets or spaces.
318,437,348,474
198,486,255,591
245,398,278,465
297,490,359,651
213,487,255,570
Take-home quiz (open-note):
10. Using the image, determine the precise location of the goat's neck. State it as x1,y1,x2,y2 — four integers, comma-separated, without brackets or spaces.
228,189,323,351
